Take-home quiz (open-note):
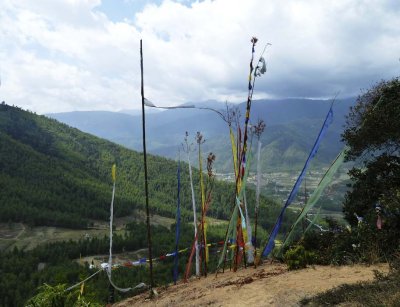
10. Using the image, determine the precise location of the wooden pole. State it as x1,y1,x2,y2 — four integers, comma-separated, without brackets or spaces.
183,134,200,277
198,141,207,276
140,39,154,291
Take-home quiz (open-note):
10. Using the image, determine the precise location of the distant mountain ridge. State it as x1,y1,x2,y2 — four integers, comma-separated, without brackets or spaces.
48,98,355,173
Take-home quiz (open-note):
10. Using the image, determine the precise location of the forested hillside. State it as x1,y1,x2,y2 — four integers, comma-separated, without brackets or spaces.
0,103,298,306
48,98,354,172
0,104,286,230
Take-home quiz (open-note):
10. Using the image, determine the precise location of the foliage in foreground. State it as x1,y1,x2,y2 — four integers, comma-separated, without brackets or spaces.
283,245,317,270
342,76,400,232
291,216,399,266
26,283,102,307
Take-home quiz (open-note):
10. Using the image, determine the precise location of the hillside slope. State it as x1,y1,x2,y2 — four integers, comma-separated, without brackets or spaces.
114,262,388,307
0,104,284,229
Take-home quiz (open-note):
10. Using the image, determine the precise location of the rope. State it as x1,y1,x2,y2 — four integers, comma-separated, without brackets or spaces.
65,269,102,292
305,217,329,232
106,269,147,293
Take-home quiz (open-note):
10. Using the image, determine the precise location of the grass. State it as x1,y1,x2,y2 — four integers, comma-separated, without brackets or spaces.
0,222,25,239
0,211,154,252
300,266,400,306
0,210,230,252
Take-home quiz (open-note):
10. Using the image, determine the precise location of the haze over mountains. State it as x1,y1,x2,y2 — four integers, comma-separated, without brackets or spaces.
48,98,355,173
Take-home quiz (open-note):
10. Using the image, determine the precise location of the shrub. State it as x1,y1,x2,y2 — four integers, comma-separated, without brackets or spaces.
283,245,317,270
300,216,399,265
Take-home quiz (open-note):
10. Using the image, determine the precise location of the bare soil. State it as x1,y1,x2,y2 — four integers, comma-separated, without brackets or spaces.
114,262,388,307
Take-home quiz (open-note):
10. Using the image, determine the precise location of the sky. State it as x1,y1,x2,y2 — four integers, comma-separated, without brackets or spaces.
0,0,399,114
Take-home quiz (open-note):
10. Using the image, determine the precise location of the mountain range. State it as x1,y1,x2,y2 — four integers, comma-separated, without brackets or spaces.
48,98,355,173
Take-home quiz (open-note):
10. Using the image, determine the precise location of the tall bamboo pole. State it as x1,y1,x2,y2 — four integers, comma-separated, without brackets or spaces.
253,119,265,267
196,132,207,276
140,39,154,291
183,133,200,276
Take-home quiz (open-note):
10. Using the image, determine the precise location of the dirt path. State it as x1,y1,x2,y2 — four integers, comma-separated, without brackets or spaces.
114,262,388,307
0,223,25,240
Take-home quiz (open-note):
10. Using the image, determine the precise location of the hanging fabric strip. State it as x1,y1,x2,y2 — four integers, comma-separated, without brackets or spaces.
278,150,345,254
238,132,252,231
198,148,208,264
204,220,208,263
237,134,253,229
236,197,246,228
184,235,197,282
106,269,146,293
304,207,323,234
241,131,253,196
173,158,181,284
186,149,200,276
230,127,239,179
144,98,229,122
255,140,262,211
254,140,262,263
244,190,254,263
104,163,138,294
217,205,238,269
262,104,334,258
144,98,195,109
108,164,116,278
377,215,382,229
217,129,254,270
241,135,254,263
237,126,243,192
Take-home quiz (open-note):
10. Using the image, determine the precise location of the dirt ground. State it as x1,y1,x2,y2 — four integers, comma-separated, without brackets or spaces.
114,262,388,307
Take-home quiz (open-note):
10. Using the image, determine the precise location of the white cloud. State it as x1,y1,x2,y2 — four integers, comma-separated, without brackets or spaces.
0,0,399,113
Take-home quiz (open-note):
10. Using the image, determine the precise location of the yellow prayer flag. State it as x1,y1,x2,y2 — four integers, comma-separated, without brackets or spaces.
112,164,116,182
243,227,248,243
229,127,238,179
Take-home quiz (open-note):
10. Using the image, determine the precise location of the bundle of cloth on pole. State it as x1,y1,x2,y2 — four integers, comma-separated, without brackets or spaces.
217,37,270,272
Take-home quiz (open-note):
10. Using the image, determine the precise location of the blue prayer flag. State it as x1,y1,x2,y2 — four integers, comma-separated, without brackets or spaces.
262,105,334,257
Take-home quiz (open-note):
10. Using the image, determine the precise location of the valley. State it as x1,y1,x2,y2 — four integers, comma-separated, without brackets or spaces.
0,102,350,305
0,212,229,253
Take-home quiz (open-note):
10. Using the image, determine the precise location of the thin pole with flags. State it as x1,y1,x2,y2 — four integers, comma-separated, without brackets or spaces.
140,39,154,292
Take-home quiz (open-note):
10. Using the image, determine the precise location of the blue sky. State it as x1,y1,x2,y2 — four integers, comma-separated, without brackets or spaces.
0,0,399,114
96,0,163,22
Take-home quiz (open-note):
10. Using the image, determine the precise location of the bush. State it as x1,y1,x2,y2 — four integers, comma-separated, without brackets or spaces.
26,283,102,307
300,217,399,265
283,245,317,270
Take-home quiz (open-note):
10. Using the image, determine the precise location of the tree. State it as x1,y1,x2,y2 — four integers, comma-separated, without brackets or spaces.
342,77,400,233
